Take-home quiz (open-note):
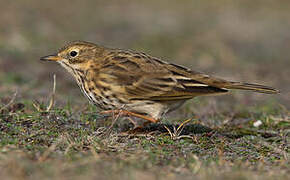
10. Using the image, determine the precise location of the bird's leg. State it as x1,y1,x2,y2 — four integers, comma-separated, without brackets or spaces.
126,117,141,129
100,110,158,123
108,109,123,129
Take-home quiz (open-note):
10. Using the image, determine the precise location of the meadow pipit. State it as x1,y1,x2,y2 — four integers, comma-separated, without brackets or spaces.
40,41,279,127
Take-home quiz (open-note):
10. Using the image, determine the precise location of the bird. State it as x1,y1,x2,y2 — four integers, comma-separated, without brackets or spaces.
40,41,279,127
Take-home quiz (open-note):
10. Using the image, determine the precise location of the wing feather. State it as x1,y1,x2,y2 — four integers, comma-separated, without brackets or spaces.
96,50,228,101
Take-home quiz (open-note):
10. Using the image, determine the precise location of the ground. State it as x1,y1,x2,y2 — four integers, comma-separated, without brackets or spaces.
0,1,289,180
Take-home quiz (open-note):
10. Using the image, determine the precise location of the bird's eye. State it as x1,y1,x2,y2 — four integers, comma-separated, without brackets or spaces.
70,51,78,57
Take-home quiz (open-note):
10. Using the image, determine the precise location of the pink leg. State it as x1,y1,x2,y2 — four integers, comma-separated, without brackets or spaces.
100,110,158,123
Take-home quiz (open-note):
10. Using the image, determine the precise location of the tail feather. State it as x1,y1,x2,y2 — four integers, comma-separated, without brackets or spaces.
224,82,279,94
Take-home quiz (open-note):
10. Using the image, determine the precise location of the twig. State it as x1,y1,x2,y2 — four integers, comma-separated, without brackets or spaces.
46,74,56,111
164,118,193,140
0,90,18,112
32,100,41,112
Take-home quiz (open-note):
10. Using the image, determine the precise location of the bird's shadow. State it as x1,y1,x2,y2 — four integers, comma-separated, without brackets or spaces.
143,123,212,135
119,123,279,139
120,123,213,135
97,115,279,139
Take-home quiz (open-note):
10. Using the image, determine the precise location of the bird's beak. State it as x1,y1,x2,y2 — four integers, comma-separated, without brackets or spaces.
40,54,62,61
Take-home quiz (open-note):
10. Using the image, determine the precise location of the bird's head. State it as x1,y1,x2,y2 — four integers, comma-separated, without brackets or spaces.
40,41,105,70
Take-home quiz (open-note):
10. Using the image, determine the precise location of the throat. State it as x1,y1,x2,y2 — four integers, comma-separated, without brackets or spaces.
59,61,101,107
59,62,85,78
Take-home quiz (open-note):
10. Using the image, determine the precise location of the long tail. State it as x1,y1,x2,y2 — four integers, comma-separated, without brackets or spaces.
223,82,279,94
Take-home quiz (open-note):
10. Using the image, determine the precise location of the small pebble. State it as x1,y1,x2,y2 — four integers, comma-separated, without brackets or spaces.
253,120,262,127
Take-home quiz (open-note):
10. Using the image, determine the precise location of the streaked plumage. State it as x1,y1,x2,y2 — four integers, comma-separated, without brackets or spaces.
40,41,279,126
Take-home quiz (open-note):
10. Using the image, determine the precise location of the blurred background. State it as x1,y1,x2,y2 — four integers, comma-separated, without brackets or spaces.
0,0,289,113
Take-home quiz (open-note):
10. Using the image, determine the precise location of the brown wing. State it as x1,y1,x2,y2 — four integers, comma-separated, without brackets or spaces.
97,50,228,101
